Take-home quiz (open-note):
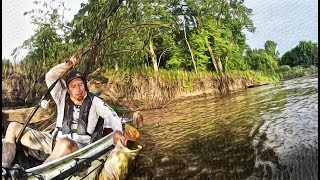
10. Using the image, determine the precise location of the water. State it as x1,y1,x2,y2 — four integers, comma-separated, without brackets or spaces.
128,75,318,179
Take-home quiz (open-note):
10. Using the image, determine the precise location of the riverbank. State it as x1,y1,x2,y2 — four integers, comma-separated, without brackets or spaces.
2,70,260,110
2,67,317,125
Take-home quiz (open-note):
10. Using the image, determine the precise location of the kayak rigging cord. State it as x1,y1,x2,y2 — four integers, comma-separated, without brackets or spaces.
71,157,107,180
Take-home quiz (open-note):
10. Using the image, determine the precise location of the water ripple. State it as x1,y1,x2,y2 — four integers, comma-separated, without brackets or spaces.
129,76,318,179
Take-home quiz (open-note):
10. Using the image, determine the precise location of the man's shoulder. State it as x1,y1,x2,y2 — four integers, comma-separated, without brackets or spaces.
89,92,104,104
89,93,114,109
87,92,96,100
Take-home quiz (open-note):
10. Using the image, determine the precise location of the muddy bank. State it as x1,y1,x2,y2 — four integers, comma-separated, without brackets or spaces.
2,73,258,111
88,74,258,110
2,72,258,126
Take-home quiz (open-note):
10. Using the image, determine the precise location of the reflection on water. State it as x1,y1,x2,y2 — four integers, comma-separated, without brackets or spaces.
249,76,318,180
128,75,318,179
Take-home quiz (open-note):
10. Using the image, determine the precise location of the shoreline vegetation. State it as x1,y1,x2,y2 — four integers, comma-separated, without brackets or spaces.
2,1,318,122
2,64,318,111
1,67,317,131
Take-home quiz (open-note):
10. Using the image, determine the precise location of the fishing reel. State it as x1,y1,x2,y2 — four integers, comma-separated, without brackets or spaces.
40,99,51,109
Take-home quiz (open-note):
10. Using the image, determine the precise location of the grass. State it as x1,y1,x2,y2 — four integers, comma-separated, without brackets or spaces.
227,69,280,84
275,65,318,80
103,66,316,91
3,60,317,110
102,67,220,91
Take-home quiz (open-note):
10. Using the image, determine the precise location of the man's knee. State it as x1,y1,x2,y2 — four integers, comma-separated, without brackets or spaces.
55,138,78,154
7,122,22,131
6,122,23,137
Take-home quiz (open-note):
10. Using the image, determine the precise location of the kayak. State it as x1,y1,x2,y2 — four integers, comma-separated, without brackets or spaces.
2,122,142,180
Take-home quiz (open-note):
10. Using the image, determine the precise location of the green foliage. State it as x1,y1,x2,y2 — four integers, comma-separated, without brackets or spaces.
253,71,280,83
11,0,79,81
9,0,258,73
276,65,318,80
280,41,318,68
275,65,291,73
264,40,280,61
189,30,210,71
224,69,280,84
5,0,317,95
165,48,185,69
281,66,305,79
224,51,248,71
307,65,318,73
244,48,278,71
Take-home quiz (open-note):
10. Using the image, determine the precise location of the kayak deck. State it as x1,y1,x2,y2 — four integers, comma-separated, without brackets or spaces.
25,132,115,180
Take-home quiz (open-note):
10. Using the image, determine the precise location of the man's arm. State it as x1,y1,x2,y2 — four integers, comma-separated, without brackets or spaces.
93,98,123,133
45,62,69,103
93,98,127,146
45,56,79,103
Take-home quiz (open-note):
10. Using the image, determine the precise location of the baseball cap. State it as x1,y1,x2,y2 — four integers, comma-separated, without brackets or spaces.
65,71,86,86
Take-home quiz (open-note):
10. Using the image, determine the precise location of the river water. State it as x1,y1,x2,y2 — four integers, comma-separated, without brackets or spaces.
128,75,318,179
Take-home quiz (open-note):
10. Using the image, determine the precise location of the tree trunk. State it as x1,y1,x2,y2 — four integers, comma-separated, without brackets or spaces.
183,19,197,74
196,16,222,72
217,57,223,72
204,37,221,72
115,62,119,72
149,38,158,72
223,53,229,71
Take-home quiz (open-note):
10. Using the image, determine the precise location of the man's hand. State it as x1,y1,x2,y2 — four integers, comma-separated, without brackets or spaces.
113,130,128,147
69,55,80,66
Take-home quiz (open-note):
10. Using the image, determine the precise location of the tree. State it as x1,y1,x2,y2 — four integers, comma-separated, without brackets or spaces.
264,40,280,62
280,41,318,67
70,0,126,76
244,48,278,71
167,0,255,72
12,0,77,81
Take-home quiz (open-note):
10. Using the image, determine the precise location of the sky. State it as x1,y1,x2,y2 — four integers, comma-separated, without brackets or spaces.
244,0,318,55
2,0,87,61
2,0,318,61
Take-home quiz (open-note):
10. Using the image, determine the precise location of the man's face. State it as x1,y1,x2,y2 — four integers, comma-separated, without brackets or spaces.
67,78,86,101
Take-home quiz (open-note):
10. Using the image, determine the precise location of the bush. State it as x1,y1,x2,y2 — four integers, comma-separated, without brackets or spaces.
275,65,291,73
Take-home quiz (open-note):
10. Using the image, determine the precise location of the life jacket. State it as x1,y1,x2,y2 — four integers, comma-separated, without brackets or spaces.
51,92,104,150
60,92,95,136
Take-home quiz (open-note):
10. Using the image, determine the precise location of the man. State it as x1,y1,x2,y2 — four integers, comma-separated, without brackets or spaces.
2,55,127,168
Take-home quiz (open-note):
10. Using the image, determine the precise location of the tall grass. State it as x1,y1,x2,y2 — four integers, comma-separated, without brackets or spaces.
4,58,317,109
228,69,280,84
275,65,318,80
102,67,220,90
